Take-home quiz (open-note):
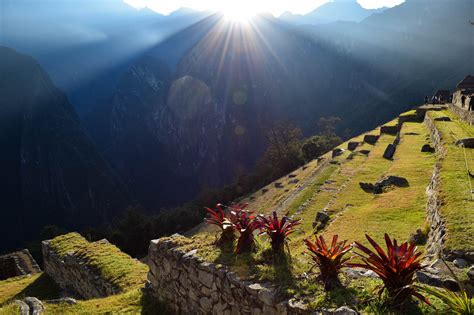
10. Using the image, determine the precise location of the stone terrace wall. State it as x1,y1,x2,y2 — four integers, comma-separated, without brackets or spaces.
0,249,41,280
423,114,447,261
147,236,312,315
42,239,121,299
448,104,474,125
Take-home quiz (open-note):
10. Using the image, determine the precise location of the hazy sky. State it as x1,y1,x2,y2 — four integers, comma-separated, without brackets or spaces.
124,0,405,16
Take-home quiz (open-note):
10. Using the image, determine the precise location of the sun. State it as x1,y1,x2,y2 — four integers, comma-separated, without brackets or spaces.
220,3,258,22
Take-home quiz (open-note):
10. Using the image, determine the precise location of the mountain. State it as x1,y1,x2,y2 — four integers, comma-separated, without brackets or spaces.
85,0,473,212
0,0,208,115
0,47,130,250
280,0,387,25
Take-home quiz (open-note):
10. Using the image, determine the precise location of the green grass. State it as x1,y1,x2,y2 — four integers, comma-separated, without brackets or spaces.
428,110,474,251
49,233,148,291
321,122,434,248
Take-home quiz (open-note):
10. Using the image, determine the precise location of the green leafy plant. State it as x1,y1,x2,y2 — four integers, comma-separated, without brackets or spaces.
418,260,473,314
350,233,430,307
304,234,351,290
257,211,300,254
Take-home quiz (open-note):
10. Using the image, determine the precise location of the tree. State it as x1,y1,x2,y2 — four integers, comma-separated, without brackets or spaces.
258,121,303,178
317,116,341,137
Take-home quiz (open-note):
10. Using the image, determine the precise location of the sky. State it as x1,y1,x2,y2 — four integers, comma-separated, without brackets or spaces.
124,0,405,16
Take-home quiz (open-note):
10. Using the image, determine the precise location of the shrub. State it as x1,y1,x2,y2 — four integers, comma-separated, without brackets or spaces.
304,235,351,290
233,210,259,254
350,233,429,308
257,211,300,254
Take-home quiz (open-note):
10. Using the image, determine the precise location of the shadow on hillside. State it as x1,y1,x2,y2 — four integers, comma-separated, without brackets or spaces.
16,273,61,300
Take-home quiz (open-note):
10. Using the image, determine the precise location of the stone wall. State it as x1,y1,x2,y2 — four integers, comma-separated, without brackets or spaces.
0,249,41,280
147,236,315,315
423,114,447,262
42,239,121,299
448,103,474,125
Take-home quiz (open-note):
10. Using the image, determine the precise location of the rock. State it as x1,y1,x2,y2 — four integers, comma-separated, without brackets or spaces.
15,300,29,315
453,258,468,268
332,148,345,158
315,212,330,224
409,229,427,245
262,188,268,194
334,306,359,315
274,182,284,188
359,182,374,193
289,179,299,184
405,132,420,136
416,271,459,291
465,251,474,263
434,116,451,121
364,134,379,145
329,160,340,165
455,138,474,148
199,296,212,312
373,176,409,194
359,150,370,156
258,286,275,305
24,297,44,315
287,298,308,311
198,269,214,288
288,174,297,178
467,266,474,283
347,142,359,151
383,144,396,160
45,298,77,305
421,144,435,153
380,125,400,135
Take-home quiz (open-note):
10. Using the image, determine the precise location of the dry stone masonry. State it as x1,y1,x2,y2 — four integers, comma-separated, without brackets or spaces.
42,239,121,299
147,236,359,314
0,249,41,280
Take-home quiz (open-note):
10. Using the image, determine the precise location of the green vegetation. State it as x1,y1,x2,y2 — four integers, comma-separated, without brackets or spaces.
49,233,148,291
428,110,474,251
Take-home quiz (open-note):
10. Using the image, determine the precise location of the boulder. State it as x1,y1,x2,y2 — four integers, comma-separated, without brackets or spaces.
409,229,427,245
416,271,459,291
359,182,374,193
373,176,409,194
383,144,396,160
455,138,474,148
421,144,435,153
363,134,379,145
347,142,359,151
380,125,399,135
468,266,474,283
453,258,468,268
274,182,284,188
359,150,370,156
24,297,44,315
315,212,330,224
434,116,451,121
332,148,345,158
289,179,299,184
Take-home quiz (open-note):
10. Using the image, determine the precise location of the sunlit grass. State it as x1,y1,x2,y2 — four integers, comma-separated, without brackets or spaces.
428,110,474,251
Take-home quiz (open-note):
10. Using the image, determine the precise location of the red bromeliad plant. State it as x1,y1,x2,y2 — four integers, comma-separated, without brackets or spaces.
257,211,301,254
304,235,351,290
204,204,235,243
233,210,259,254
349,233,430,307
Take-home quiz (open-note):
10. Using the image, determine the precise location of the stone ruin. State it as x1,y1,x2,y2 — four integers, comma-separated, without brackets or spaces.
0,249,41,280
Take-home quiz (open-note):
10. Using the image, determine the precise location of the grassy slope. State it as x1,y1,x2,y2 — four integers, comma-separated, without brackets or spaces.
48,233,148,291
428,110,474,251
0,233,155,314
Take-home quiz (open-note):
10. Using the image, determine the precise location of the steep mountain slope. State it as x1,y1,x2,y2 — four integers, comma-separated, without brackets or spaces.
0,47,130,250
86,0,472,211
0,0,208,115
280,0,386,25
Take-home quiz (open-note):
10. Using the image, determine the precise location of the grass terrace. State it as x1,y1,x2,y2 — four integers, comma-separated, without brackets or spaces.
428,110,474,252
48,233,148,291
